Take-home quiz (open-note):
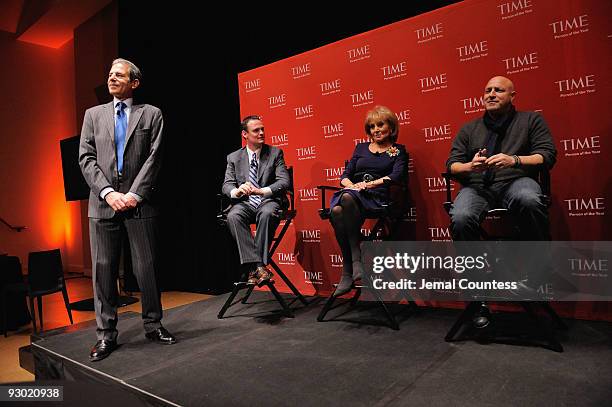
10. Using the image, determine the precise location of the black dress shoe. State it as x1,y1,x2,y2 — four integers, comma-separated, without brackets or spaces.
145,327,177,344
473,303,491,329
89,339,117,362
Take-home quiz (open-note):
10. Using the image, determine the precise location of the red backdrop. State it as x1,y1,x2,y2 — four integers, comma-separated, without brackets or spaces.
237,0,612,320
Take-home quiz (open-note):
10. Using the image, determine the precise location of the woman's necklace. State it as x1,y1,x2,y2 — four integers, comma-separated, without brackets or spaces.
370,142,391,154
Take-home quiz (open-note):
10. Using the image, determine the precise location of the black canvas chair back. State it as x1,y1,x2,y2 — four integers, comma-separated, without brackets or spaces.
0,256,23,285
28,249,64,294
2,249,73,335
0,256,31,333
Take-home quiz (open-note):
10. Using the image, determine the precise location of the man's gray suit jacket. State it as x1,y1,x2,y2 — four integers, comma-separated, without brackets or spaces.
79,101,164,218
222,144,290,206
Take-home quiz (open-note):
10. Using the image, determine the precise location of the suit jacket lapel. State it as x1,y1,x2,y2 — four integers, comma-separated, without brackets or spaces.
258,145,270,183
104,102,115,147
240,147,250,182
125,104,144,147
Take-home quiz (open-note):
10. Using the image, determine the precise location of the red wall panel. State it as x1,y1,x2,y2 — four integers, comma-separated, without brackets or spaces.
238,0,612,320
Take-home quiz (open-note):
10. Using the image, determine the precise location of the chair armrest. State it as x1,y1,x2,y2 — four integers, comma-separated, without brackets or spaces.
316,185,342,219
441,172,455,212
441,167,552,213
537,165,551,206
316,185,342,191
217,193,229,211
383,177,407,186
441,172,455,181
217,194,232,225
285,190,294,211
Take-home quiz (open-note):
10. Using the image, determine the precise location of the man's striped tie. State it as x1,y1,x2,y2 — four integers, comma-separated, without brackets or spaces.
248,152,262,208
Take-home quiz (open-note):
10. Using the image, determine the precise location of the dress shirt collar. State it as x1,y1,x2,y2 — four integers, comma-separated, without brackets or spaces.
246,145,262,163
113,97,133,110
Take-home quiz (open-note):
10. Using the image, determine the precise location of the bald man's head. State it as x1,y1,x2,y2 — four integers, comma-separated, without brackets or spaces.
484,76,516,116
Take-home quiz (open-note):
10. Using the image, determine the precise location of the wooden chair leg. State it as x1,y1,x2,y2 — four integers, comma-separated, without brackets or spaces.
28,296,37,333
61,286,74,324
241,285,255,304
520,302,563,352
317,294,338,322
37,296,43,332
349,287,361,307
269,260,309,305
218,282,245,319
445,302,481,342
368,285,399,330
539,302,567,330
267,282,294,318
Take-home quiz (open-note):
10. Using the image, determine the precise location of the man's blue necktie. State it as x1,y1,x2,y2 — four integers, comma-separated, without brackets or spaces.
248,152,262,208
115,102,127,173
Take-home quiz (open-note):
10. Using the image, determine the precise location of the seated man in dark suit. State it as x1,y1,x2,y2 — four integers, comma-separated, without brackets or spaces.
222,115,290,285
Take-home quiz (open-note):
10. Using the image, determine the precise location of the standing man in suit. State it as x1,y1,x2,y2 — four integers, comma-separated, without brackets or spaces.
222,115,290,285
79,58,176,362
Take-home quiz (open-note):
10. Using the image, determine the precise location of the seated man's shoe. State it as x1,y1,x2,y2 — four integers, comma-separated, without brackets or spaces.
333,274,354,297
89,339,117,362
247,270,258,285
255,266,274,286
145,327,177,345
472,303,491,329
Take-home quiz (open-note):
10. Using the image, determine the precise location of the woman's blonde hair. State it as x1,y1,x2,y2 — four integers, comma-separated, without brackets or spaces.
364,105,399,142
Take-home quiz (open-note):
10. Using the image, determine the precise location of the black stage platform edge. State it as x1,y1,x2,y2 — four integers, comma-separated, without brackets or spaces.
29,311,177,407
19,316,128,376
25,292,321,407
21,293,612,407
18,344,33,374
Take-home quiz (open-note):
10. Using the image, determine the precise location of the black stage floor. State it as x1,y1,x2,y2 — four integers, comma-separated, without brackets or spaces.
24,292,612,407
